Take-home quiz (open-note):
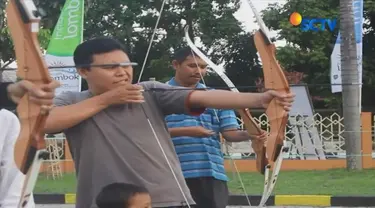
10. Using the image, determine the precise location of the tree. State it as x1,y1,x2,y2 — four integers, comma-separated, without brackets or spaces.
81,0,261,85
1,0,262,90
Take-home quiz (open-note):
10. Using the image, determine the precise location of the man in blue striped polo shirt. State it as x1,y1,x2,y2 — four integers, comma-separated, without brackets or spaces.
165,47,266,208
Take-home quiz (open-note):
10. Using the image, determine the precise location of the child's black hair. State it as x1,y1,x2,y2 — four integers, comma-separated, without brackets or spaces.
96,183,149,208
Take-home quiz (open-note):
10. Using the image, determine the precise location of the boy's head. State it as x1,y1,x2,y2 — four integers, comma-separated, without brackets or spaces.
172,47,208,87
96,183,151,208
74,37,133,95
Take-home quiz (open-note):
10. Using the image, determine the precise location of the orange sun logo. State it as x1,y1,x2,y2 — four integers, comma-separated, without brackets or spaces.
289,12,302,26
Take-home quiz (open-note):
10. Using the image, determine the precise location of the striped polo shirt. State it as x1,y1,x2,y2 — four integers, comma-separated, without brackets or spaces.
165,78,240,181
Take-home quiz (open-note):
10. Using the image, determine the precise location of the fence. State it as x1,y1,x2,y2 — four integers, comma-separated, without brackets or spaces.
32,112,375,177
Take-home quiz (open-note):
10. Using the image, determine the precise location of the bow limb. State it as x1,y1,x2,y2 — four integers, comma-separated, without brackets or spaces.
6,1,52,207
184,26,268,174
244,0,272,43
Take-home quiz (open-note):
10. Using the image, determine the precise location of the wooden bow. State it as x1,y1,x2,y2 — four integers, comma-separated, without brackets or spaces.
245,0,290,168
6,0,52,207
253,28,290,207
246,0,291,206
254,31,290,164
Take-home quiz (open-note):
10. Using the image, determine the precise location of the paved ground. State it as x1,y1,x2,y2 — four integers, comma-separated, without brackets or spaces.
36,205,375,208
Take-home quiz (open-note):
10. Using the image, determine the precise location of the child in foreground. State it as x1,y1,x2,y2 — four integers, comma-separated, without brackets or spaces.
96,183,151,208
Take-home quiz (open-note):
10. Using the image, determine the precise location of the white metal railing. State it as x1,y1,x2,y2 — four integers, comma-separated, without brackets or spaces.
44,112,375,166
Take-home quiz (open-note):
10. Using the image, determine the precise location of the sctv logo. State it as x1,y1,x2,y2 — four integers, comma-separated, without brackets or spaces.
289,12,337,32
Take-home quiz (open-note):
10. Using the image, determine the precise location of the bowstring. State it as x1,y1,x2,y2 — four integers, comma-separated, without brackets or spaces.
137,0,166,83
137,0,191,207
189,49,252,206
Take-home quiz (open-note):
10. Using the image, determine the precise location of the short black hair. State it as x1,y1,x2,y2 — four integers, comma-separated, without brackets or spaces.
173,46,207,63
96,183,149,208
73,37,127,69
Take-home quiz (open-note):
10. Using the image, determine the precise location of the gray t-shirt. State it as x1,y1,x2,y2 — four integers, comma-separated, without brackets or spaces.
53,81,200,208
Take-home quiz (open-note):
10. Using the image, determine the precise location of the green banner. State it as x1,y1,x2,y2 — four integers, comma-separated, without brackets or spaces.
47,0,84,56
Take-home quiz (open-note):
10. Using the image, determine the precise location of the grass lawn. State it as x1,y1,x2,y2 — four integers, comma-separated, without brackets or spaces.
35,168,375,196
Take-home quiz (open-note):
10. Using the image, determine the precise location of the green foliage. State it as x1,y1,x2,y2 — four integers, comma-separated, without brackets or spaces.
261,0,375,109
0,0,264,94
80,0,260,84
0,0,258,90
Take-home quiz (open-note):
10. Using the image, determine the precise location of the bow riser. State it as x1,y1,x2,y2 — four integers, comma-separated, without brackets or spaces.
253,30,290,162
6,1,52,207
266,111,288,161
237,109,268,174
